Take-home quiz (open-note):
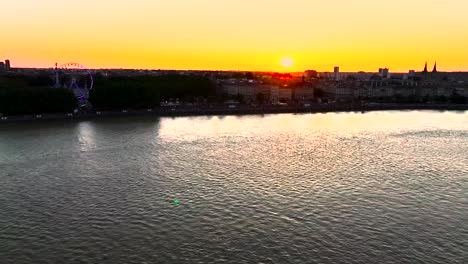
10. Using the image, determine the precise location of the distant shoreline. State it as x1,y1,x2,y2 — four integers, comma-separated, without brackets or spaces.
1,104,467,124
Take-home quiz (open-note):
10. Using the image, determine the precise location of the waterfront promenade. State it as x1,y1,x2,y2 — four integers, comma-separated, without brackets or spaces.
1,103,468,123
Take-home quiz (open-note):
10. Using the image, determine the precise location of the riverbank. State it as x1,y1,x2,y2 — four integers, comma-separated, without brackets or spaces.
1,103,467,124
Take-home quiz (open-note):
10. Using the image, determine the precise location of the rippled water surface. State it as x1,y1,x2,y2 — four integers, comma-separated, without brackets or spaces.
1,111,467,263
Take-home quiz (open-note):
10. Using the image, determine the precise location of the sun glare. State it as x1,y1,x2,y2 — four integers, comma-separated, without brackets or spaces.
280,57,294,68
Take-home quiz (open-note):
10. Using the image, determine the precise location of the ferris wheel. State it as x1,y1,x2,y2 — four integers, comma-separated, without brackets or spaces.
54,62,94,104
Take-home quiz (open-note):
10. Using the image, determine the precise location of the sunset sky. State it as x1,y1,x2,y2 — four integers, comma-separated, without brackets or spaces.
2,0,468,72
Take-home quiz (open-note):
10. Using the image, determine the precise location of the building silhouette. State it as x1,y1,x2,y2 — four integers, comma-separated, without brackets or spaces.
378,68,389,78
422,61,438,80
5,60,10,71
334,66,340,80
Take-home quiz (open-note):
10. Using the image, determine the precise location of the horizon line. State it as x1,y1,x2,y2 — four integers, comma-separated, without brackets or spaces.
7,66,468,74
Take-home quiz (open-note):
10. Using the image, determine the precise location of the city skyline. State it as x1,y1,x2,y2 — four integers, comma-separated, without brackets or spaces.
3,0,468,72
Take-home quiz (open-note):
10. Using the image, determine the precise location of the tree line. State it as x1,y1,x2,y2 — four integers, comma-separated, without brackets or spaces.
89,74,215,109
0,74,77,115
0,73,215,115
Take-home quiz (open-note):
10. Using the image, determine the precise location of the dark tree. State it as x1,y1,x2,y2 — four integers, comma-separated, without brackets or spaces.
256,93,265,104
234,94,245,103
314,88,324,98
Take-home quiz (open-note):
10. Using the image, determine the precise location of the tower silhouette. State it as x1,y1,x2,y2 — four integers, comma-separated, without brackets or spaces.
423,62,428,73
432,62,437,73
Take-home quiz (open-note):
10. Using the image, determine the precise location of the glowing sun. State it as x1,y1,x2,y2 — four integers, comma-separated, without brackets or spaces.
280,57,294,68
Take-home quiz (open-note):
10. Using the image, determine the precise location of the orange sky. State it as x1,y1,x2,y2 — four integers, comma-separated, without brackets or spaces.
2,0,468,72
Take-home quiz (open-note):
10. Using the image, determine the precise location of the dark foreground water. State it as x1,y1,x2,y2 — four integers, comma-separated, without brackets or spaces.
0,111,467,264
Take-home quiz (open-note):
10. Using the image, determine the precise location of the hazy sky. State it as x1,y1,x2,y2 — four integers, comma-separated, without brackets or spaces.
2,0,468,72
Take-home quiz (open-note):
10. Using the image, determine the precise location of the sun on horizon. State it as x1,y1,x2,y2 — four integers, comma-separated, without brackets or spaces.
280,57,294,69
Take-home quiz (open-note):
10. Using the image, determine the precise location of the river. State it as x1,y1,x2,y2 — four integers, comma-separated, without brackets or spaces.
0,111,467,263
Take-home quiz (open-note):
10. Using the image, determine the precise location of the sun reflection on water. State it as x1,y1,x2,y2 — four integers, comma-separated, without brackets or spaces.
77,122,97,152
158,111,468,142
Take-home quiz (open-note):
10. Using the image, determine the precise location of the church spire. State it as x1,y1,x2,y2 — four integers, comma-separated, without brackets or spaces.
432,62,437,73
423,62,428,73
